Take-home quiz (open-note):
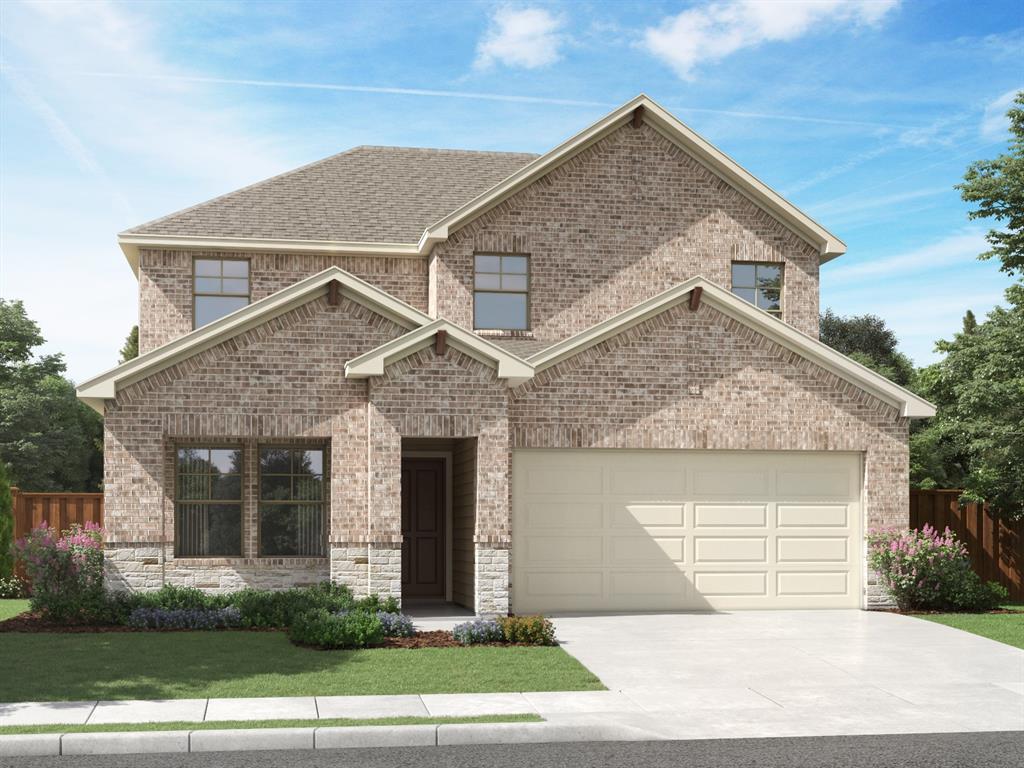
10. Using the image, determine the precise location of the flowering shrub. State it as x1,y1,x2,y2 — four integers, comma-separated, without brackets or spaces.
452,618,504,645
0,574,27,599
376,611,415,637
127,606,242,630
288,608,384,649
867,525,1008,612
497,615,556,645
16,522,107,623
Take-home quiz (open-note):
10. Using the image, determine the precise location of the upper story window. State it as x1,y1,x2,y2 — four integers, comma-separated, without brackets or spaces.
474,254,529,331
731,262,782,318
175,446,243,557
194,258,250,328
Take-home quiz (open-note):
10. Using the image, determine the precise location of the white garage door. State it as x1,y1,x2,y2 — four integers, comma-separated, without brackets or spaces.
512,450,862,612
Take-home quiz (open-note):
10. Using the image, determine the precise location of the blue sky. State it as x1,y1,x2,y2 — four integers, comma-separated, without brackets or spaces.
0,0,1021,382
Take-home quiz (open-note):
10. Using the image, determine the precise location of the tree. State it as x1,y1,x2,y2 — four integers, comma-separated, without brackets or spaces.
957,91,1024,276
961,309,977,335
119,326,138,363
0,299,103,491
819,309,915,386
911,284,1024,519
0,462,13,579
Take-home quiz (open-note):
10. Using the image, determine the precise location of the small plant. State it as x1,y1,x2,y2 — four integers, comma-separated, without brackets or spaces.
16,522,107,623
452,618,504,645
356,594,400,614
288,608,384,649
498,615,556,645
127,606,242,630
867,525,1008,612
0,574,27,599
230,582,355,628
376,611,415,637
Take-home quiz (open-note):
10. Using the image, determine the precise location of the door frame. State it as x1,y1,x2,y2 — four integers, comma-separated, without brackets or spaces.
402,451,454,602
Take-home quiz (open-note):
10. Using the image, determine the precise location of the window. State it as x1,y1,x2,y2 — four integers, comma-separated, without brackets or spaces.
473,254,529,330
194,258,250,327
175,447,243,557
731,262,782,317
258,447,326,557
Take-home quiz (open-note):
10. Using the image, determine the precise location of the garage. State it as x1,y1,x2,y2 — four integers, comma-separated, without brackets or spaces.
511,450,863,612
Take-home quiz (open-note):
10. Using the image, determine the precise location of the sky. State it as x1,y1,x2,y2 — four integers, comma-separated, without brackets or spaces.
0,0,1021,383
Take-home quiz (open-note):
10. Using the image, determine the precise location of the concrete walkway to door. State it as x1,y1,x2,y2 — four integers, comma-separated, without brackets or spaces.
549,610,1024,738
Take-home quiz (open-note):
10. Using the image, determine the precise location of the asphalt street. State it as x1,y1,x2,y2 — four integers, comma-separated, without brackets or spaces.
4,732,1023,768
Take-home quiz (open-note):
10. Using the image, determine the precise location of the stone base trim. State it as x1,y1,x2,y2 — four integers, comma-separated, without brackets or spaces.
475,546,509,616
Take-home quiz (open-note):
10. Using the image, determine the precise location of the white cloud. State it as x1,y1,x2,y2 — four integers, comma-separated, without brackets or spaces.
981,88,1022,139
826,229,988,281
644,0,899,80
475,7,565,70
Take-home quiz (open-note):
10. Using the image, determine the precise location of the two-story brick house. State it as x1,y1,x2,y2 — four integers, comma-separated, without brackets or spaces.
78,95,933,614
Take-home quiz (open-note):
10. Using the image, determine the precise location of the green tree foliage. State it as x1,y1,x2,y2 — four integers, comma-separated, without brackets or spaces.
819,309,916,386
0,462,13,579
0,299,103,491
957,91,1024,276
911,286,1024,519
119,326,139,363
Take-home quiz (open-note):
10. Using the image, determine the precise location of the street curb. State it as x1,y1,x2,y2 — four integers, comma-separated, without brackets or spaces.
0,720,641,756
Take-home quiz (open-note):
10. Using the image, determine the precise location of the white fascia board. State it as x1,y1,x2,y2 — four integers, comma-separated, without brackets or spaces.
529,277,935,419
420,94,845,261
118,234,423,276
76,266,432,414
345,319,534,385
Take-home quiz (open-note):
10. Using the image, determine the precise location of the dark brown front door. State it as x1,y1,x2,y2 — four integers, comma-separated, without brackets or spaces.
401,457,446,599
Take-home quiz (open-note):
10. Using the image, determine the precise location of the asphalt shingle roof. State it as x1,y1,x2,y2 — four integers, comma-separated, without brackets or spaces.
124,146,539,242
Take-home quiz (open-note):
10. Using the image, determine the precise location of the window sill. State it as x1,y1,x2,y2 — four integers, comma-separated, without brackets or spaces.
170,557,328,567
475,329,534,338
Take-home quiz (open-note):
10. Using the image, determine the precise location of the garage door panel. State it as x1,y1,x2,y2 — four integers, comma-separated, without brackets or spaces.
610,536,685,564
610,569,688,597
524,501,604,529
777,505,848,527
523,535,603,566
694,537,767,563
694,571,768,596
777,571,850,596
613,503,685,527
513,450,861,612
693,469,769,497
694,504,767,528
776,536,848,563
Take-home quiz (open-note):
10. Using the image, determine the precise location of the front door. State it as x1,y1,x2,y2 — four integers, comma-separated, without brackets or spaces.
401,457,446,599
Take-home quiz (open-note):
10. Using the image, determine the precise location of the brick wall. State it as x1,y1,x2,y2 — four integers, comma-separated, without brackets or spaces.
138,248,429,353
430,122,821,344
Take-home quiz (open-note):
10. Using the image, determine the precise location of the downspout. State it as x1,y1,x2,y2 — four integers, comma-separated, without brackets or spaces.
366,391,372,597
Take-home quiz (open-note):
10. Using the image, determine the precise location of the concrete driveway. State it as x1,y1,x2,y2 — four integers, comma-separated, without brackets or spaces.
552,611,1024,739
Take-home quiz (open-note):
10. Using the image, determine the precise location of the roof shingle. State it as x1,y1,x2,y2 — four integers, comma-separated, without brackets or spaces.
124,146,538,243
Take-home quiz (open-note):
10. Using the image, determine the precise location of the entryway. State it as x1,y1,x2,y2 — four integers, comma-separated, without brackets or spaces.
401,438,477,610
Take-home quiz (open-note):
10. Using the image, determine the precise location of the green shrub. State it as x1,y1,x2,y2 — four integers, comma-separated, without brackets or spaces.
868,525,1008,611
0,463,13,580
229,582,355,628
288,608,384,649
497,615,556,645
354,593,400,614
0,574,27,599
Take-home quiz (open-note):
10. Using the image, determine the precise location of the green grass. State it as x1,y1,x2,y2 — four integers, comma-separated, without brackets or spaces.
0,631,604,702
918,604,1024,650
0,713,541,736
0,599,29,621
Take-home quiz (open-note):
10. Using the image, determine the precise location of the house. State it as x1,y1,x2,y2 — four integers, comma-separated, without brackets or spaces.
77,95,934,615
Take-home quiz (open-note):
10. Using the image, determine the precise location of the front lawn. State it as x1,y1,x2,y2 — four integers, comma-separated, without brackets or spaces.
0,600,29,621
0,631,604,702
917,605,1024,650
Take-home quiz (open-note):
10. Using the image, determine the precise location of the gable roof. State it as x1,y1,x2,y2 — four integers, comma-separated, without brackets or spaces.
118,147,538,273
527,277,934,419
76,266,432,414
117,94,845,272
345,319,533,386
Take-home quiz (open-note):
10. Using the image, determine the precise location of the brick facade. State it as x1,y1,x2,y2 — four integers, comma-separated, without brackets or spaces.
103,118,908,611
430,122,820,344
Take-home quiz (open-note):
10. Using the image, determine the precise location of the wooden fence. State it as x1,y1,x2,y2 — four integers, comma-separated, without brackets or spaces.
10,487,104,541
910,489,1023,602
